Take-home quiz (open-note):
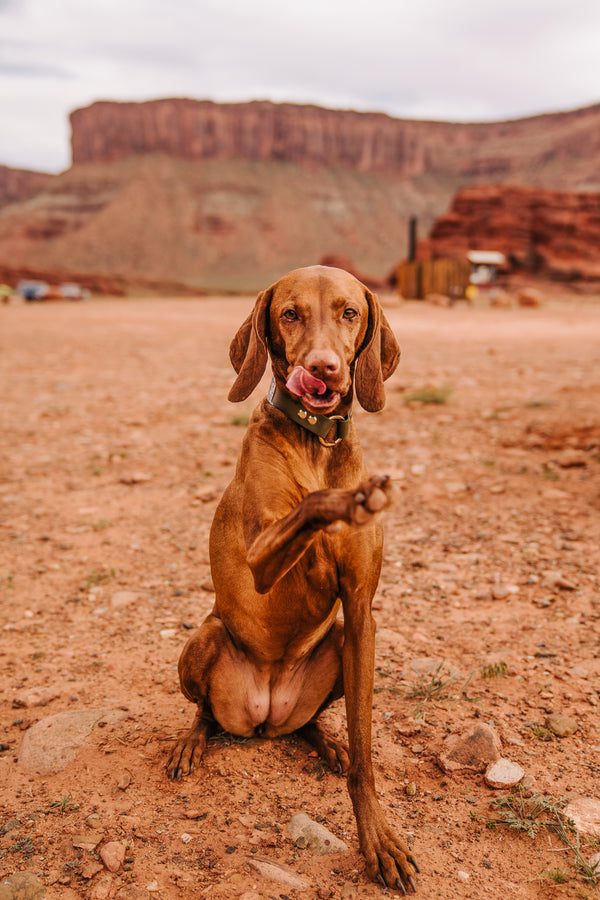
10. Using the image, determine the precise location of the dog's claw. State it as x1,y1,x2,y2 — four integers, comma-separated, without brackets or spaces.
408,856,420,874
376,872,385,887
396,877,407,895
408,875,417,893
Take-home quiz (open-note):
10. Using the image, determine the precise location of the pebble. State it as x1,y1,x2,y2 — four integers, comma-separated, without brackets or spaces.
0,871,45,900
181,833,193,844
491,584,518,600
485,758,525,789
18,708,127,775
117,770,132,790
246,856,310,890
89,876,113,900
545,713,578,737
288,812,348,855
563,798,600,836
80,859,104,879
457,870,470,882
556,449,587,468
438,723,502,775
99,840,126,873
12,686,60,709
119,472,151,484
110,591,140,608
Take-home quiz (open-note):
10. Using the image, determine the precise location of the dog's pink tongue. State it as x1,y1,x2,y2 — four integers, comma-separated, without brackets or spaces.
286,366,327,397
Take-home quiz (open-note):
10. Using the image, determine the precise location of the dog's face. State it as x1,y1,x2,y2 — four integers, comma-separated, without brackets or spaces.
228,265,400,413
267,267,370,414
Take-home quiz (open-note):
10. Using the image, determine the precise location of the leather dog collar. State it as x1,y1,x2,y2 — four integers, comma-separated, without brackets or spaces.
267,380,352,446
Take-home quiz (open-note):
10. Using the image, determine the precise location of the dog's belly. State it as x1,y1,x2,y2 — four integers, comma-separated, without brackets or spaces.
209,634,341,738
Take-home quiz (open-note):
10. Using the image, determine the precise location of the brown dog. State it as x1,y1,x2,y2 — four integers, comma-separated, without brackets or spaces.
167,266,418,892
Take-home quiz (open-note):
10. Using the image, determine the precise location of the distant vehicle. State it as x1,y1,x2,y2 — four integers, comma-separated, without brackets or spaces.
17,280,49,301
15,279,89,301
59,283,89,300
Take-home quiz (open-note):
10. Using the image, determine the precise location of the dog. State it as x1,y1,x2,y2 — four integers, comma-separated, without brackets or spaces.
167,265,418,892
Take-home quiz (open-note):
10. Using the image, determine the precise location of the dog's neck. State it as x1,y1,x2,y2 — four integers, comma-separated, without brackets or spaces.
267,380,352,447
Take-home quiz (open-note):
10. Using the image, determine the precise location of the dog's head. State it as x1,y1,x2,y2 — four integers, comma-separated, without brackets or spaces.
228,265,400,413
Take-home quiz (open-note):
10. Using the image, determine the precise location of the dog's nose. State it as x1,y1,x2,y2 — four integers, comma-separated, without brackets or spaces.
304,349,341,376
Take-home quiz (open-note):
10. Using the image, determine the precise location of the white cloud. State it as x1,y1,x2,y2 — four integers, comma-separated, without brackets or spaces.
0,0,599,171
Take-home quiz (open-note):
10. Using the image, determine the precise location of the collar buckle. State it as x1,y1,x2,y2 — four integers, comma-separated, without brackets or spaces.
267,380,351,446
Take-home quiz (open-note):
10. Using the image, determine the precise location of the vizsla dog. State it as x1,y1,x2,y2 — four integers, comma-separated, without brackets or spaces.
167,265,419,892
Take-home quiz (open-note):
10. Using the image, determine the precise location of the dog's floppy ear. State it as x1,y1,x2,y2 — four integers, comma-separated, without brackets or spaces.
228,289,272,402
354,289,400,412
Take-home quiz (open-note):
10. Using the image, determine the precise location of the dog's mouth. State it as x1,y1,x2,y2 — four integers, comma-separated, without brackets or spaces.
285,366,342,414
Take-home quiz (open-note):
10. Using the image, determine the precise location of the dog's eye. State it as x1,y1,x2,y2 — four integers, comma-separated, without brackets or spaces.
343,308,358,320
282,309,298,321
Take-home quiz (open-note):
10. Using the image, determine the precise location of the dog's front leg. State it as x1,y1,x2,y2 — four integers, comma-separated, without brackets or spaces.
343,603,419,893
246,475,392,594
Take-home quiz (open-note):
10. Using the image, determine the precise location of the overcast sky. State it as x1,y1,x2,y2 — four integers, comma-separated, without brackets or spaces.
1,0,600,173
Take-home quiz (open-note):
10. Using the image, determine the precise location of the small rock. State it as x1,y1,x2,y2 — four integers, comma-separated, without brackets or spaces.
110,591,139,609
194,486,218,502
100,840,126,873
457,870,470,882
541,570,577,591
89,876,113,900
406,782,417,797
556,449,587,468
491,583,518,600
545,713,578,738
12,686,60,709
341,884,358,898
288,812,348,855
246,856,310,890
80,859,104,879
181,833,193,844
438,723,502,775
0,871,45,899
563,798,600,836
119,472,151,485
426,292,451,307
445,481,467,494
18,708,126,775
72,831,104,850
117,770,132,790
145,883,159,893
589,851,600,869
0,818,20,836
159,628,178,639
517,287,544,307
485,758,525,789
490,288,513,307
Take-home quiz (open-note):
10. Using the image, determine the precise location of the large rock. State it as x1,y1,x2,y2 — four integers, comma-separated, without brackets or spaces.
429,185,600,281
0,871,45,900
18,708,126,775
288,813,348,855
437,723,502,775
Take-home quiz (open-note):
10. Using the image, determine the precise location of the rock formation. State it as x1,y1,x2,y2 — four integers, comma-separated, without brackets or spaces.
429,185,600,280
0,98,599,291
69,98,600,188
0,164,51,209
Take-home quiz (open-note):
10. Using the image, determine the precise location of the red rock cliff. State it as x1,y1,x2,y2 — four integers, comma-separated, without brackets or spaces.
69,98,600,185
0,165,51,208
429,186,600,280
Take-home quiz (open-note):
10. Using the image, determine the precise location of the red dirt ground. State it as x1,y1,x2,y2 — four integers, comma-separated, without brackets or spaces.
1,289,599,899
